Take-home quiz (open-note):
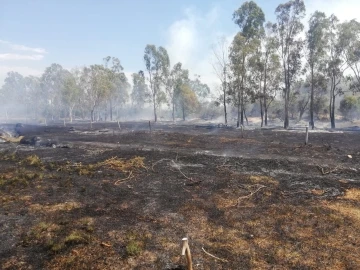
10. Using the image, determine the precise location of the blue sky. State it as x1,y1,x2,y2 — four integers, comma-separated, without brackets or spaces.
1,0,359,88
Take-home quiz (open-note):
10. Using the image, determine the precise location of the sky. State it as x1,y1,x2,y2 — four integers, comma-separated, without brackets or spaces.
1,0,359,90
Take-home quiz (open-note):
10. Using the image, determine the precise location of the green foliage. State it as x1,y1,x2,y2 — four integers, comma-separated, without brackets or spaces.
126,240,142,256
131,70,150,108
144,44,170,121
233,1,265,39
339,96,360,120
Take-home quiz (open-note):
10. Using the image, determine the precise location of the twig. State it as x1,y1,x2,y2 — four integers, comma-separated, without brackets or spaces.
151,158,173,171
317,166,339,175
235,185,266,204
178,167,193,181
202,247,229,263
114,171,133,185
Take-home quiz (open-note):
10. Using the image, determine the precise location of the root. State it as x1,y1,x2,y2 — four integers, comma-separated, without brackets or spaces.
202,247,228,263
114,171,133,185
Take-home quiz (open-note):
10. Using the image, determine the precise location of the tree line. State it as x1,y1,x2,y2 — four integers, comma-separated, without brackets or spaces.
1,0,360,129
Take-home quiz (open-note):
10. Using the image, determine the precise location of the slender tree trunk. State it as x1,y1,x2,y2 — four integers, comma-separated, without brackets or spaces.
244,108,248,126
223,67,227,125
260,99,264,127
153,93,157,122
172,98,175,122
182,102,185,121
240,87,244,126
283,57,290,129
69,107,73,123
263,62,267,127
110,99,113,121
331,93,336,129
284,87,290,129
237,89,241,128
265,105,268,126
310,66,314,129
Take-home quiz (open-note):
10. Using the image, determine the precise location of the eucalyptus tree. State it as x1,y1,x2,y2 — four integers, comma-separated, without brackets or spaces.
24,75,42,119
189,75,210,102
165,62,190,121
211,36,231,125
0,72,26,118
61,72,81,122
338,19,360,93
80,65,112,122
144,45,170,122
131,70,150,109
325,15,348,128
175,83,199,121
231,0,265,127
103,56,129,121
306,11,329,129
41,63,72,120
274,0,306,129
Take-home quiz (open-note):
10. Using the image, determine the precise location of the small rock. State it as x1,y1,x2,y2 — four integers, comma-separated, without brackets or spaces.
348,155,353,159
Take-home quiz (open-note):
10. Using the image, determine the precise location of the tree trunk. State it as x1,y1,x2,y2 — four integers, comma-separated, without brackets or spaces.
223,66,228,125
284,87,289,129
264,104,268,126
153,97,157,122
240,88,244,126
237,89,241,128
244,108,248,126
91,110,94,123
69,107,73,123
172,99,175,122
110,99,113,121
260,99,264,127
331,93,336,129
182,102,185,121
237,103,241,128
310,66,314,129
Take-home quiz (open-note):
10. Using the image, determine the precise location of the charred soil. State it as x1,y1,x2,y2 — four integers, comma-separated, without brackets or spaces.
1,122,360,269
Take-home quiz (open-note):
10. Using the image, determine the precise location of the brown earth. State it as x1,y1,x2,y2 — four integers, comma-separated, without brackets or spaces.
0,121,360,269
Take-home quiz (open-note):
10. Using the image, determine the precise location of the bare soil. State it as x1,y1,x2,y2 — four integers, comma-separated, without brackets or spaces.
1,121,360,269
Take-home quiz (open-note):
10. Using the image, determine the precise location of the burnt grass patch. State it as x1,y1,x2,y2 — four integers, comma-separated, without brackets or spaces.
0,122,360,269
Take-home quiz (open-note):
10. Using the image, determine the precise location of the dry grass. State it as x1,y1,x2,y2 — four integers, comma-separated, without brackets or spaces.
99,156,146,172
30,201,81,213
0,135,24,143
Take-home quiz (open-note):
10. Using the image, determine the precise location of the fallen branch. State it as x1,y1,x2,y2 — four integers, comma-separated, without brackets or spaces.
234,185,266,205
100,242,112,247
202,247,228,263
178,167,193,181
317,166,339,175
151,158,173,171
114,171,133,185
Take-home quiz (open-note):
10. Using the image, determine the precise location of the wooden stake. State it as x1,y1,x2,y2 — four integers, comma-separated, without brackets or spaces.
117,120,121,130
305,126,309,145
149,121,152,133
181,238,193,270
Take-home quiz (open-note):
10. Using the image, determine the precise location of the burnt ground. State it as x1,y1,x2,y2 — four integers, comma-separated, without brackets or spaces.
0,121,360,269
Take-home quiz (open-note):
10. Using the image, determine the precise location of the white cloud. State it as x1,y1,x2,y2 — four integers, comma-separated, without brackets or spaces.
165,6,236,90
0,53,44,61
306,0,360,22
0,40,47,54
